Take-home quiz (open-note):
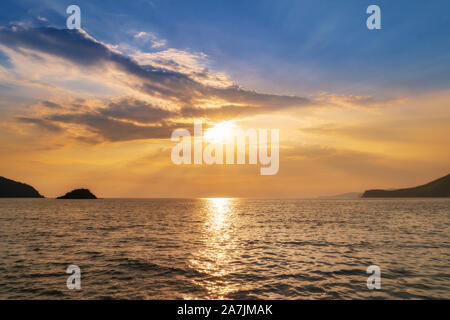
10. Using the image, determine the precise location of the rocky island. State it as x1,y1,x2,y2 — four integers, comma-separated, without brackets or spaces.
57,188,97,199
0,176,44,198
362,174,450,198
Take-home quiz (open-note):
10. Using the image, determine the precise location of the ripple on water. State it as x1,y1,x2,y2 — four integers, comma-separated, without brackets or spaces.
0,198,449,299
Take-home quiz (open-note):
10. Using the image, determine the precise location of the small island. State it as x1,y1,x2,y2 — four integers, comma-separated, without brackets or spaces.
0,176,44,198
362,174,450,198
57,188,97,199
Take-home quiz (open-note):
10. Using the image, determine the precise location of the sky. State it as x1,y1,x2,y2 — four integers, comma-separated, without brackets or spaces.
0,0,449,198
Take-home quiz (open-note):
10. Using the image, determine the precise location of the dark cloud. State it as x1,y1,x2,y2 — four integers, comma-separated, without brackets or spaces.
17,116,62,132
204,86,310,108
41,101,62,109
17,97,183,142
48,112,180,142
16,95,307,142
99,98,175,123
1,27,123,66
74,135,103,145
0,26,312,109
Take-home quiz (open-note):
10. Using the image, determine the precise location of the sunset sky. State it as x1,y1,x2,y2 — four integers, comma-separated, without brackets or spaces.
0,0,449,198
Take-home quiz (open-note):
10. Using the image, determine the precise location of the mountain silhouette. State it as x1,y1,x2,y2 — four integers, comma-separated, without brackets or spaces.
362,174,450,198
57,188,97,199
0,176,44,198
318,192,362,199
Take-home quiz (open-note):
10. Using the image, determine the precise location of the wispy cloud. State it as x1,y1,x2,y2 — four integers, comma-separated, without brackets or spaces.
17,116,63,132
134,31,167,48
314,92,406,108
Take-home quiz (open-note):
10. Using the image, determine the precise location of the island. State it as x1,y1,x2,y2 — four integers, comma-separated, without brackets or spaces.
318,192,362,199
57,188,97,199
0,176,44,198
362,174,450,198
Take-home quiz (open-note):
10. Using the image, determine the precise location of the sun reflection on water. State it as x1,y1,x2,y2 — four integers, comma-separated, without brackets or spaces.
187,198,240,299
208,198,231,230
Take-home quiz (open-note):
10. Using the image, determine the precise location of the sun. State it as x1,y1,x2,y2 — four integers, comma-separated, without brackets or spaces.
204,121,237,143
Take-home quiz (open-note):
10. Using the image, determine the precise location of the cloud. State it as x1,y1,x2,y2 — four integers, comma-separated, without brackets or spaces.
16,116,63,132
0,26,313,109
14,94,313,142
23,96,304,142
314,92,405,108
302,116,450,145
0,49,13,68
99,97,175,123
134,31,167,48
41,100,62,109
4,26,404,146
181,103,301,120
47,112,180,142
129,48,232,87
18,96,183,142
0,26,322,143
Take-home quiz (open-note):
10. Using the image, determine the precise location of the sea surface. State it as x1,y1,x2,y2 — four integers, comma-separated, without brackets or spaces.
0,198,449,299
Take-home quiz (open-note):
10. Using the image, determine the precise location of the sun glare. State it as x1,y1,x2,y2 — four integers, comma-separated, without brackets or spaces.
204,121,237,143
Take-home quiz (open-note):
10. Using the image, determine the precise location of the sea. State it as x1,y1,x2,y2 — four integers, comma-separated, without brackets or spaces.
0,198,449,299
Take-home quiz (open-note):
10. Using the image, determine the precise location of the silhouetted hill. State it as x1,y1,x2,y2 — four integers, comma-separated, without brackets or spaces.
362,174,450,198
0,176,44,198
318,192,362,199
57,188,97,199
